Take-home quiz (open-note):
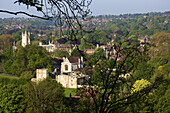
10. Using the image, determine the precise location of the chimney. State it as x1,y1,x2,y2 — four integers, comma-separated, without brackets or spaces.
39,42,42,46
25,31,27,37
103,46,105,51
78,58,81,68
63,57,65,62
81,56,83,62
96,44,99,48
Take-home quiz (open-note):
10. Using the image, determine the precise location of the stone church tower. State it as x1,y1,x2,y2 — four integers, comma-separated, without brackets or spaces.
22,31,30,47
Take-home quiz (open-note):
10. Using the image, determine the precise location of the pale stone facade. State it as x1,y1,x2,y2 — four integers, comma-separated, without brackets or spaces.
61,57,83,74
57,75,78,88
22,31,30,47
33,57,87,88
36,69,49,81
39,41,56,52
57,71,88,88
58,57,87,88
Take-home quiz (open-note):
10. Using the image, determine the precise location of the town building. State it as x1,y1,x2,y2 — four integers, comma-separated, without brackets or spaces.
32,56,88,88
39,41,56,52
57,56,88,88
31,69,49,82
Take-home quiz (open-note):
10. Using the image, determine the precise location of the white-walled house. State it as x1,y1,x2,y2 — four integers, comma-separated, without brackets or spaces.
60,57,84,75
58,56,88,88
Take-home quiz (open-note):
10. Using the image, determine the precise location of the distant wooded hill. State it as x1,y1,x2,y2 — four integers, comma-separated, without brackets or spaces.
0,11,169,44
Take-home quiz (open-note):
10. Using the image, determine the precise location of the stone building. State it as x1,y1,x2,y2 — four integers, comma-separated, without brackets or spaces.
36,69,49,81
22,31,30,47
60,57,84,75
39,41,56,52
57,56,88,88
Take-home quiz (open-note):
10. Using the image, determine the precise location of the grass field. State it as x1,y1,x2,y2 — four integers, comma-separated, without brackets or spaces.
64,88,77,97
0,73,19,79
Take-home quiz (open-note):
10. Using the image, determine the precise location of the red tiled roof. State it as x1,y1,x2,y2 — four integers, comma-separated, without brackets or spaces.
74,89,101,98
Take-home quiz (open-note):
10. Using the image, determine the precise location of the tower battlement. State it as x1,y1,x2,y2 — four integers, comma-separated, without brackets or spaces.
22,31,30,47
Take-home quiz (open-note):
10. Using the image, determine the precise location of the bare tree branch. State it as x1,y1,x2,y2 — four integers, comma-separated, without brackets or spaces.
0,10,52,20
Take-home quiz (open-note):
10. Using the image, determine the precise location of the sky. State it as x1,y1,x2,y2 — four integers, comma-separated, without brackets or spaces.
0,0,170,18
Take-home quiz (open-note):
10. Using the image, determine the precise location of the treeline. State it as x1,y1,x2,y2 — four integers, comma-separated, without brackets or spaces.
0,11,170,44
93,11,170,19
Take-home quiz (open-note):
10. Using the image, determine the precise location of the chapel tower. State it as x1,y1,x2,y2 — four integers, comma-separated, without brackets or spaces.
22,31,30,47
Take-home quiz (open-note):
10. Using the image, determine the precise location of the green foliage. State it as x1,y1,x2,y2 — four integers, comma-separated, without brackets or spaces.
0,77,28,112
3,46,14,74
64,88,77,97
133,62,154,81
0,54,5,72
151,83,170,113
53,49,69,58
90,47,106,65
4,45,54,77
0,84,25,112
12,31,22,41
20,71,34,80
71,47,83,57
4,46,14,60
24,78,65,112
3,59,13,74
131,79,151,93
149,32,170,57
124,31,170,112
0,34,14,53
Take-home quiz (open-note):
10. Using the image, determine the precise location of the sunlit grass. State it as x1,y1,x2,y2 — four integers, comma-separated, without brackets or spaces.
0,73,19,79
64,88,77,97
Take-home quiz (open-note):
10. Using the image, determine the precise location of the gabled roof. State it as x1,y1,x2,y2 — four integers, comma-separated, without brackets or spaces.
68,57,79,63
57,38,67,44
53,58,63,65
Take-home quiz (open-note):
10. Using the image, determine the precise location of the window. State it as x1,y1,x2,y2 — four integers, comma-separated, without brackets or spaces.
65,65,68,71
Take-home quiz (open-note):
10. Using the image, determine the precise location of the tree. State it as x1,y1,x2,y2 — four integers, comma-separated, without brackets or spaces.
24,78,65,112
53,49,69,58
0,77,27,113
3,46,14,74
125,32,170,113
149,32,170,57
131,79,151,93
0,34,14,53
20,71,34,80
0,84,25,112
133,62,154,81
71,46,84,57
80,40,154,113
4,45,54,77
89,47,106,65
